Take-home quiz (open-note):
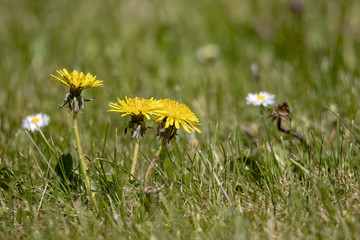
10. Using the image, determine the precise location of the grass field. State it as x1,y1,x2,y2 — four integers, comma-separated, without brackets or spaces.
1,0,360,239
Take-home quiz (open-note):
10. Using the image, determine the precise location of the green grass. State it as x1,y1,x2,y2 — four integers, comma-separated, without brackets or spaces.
1,0,360,239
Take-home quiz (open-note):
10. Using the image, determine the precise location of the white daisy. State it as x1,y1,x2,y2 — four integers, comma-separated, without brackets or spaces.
22,113,50,132
246,92,275,107
196,43,220,62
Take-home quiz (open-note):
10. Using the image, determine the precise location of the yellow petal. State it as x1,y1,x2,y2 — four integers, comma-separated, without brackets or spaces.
175,120,180,129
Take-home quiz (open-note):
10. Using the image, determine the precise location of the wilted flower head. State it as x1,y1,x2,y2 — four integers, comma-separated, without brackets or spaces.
154,99,201,142
22,113,50,132
289,0,304,14
51,68,103,114
269,102,291,121
108,97,162,140
246,92,275,107
196,43,220,63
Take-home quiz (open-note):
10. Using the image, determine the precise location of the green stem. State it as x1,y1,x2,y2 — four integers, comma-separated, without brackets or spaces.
258,106,264,140
73,115,91,195
145,139,166,184
130,140,140,181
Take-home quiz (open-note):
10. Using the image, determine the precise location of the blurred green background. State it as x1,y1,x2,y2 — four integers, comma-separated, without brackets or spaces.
2,0,360,141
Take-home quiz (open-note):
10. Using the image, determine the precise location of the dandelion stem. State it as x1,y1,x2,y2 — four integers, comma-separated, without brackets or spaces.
145,138,166,184
73,114,91,195
130,140,140,181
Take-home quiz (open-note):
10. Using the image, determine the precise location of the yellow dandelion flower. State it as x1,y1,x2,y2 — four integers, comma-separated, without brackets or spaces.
154,99,201,142
51,69,103,93
50,68,103,114
108,96,161,119
108,97,162,140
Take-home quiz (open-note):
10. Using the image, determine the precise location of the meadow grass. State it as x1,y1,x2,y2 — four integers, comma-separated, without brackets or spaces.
1,0,360,239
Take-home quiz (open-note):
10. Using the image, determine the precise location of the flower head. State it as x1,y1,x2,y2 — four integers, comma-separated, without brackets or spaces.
51,68,103,114
246,92,275,107
108,97,162,120
269,102,291,121
51,69,103,93
154,99,201,142
108,97,162,140
22,113,50,132
196,43,220,63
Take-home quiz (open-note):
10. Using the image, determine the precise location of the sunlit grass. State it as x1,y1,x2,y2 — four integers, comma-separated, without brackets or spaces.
1,0,360,239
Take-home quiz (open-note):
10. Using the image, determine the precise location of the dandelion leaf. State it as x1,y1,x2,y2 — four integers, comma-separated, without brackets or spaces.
55,153,74,181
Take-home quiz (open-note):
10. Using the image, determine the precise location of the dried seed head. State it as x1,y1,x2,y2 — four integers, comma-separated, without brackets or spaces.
270,102,291,121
